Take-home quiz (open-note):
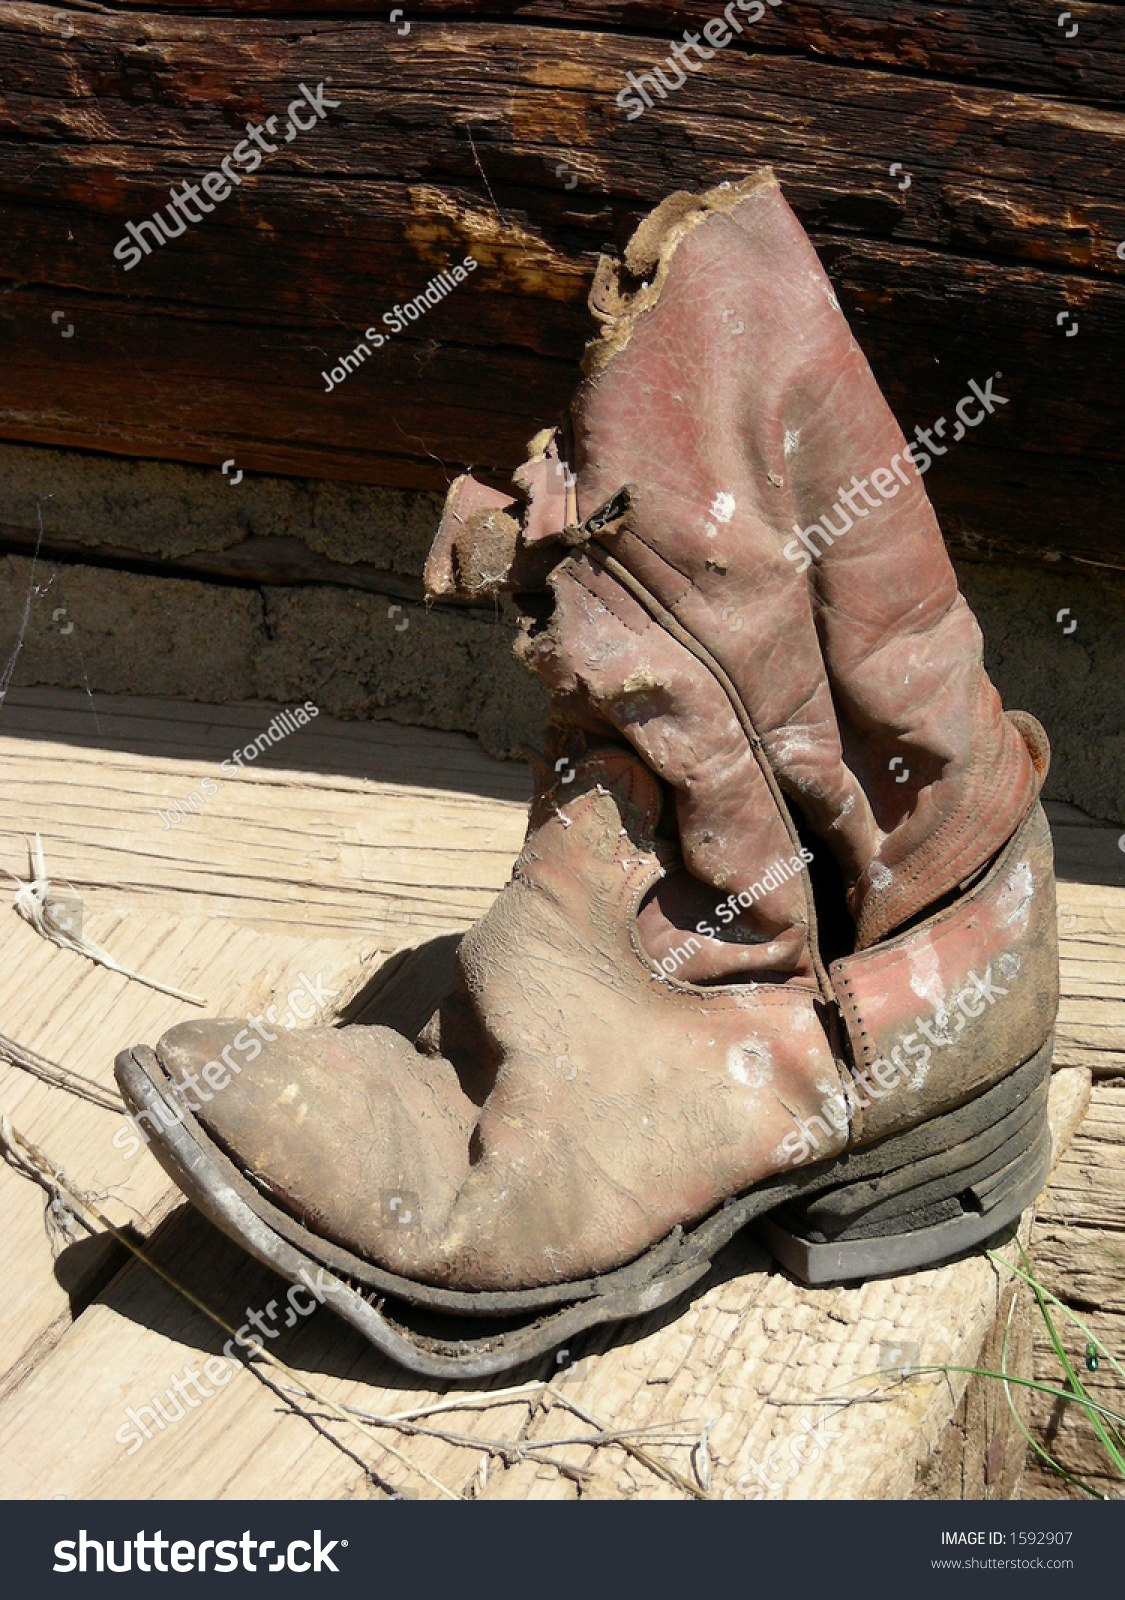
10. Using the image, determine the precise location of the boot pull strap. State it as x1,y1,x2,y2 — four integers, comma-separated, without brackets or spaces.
1007,711,1051,796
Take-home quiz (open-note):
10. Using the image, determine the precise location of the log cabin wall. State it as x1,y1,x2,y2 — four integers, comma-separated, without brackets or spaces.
0,2,1122,816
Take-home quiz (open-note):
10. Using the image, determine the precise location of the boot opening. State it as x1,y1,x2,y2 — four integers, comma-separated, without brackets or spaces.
512,589,555,632
795,812,856,965
875,837,1007,945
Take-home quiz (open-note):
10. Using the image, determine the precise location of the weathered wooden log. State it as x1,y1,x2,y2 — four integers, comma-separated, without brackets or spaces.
1,3,1122,567
99,1,1125,104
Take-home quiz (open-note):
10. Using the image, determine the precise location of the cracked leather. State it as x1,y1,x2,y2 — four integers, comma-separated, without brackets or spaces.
430,170,1039,953
131,171,1060,1295
156,749,845,1291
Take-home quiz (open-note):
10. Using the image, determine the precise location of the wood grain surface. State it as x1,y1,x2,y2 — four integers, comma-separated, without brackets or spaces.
0,687,1119,1498
3,4,1122,568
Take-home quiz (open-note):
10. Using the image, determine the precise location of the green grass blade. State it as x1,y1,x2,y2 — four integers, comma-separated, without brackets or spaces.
987,1247,1125,1388
1015,1244,1125,1479
998,1293,1105,1500
873,1365,1125,1432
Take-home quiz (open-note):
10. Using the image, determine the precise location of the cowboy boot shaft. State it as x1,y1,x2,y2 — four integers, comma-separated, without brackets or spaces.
519,554,818,985
572,173,1038,946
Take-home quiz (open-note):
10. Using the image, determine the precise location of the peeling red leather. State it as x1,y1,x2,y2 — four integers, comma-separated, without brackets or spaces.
571,172,1038,946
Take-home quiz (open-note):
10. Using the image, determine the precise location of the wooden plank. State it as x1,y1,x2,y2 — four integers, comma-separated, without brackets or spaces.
1045,807,1125,1080
0,1188,1038,1499
0,1210,544,1501
0,906,356,1395
1024,1090,1125,1502
0,687,532,799
0,692,524,1404
1034,1226,1125,1316
0,690,530,940
2,7,1123,566
0,688,1117,1500
0,1014,1095,1500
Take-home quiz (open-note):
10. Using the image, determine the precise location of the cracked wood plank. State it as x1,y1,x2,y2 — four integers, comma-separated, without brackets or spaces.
2,6,1122,566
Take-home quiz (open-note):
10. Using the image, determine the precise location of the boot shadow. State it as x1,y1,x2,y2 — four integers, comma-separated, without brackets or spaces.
333,932,462,1036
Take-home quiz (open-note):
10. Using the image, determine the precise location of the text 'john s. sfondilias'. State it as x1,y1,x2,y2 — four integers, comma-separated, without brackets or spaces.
321,257,479,393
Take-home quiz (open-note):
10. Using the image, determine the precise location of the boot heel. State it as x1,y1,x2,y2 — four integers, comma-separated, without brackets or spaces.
755,1036,1054,1284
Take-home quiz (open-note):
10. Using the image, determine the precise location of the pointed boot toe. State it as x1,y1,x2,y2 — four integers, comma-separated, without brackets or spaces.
144,1017,476,1275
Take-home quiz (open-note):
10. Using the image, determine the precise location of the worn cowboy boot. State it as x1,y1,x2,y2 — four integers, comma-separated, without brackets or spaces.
114,628,849,1376
116,173,1058,1376
448,169,1059,1280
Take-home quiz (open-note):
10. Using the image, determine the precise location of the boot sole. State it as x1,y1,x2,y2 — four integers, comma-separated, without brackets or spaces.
114,1042,711,1381
754,1036,1053,1283
114,1034,1053,1377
